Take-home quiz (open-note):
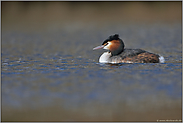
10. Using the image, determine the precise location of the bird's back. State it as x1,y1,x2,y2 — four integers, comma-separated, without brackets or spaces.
110,48,160,63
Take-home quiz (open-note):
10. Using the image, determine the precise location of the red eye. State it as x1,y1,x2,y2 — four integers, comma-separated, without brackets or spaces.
104,43,108,46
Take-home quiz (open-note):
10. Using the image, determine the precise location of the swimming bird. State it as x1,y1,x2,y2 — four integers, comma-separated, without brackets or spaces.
93,34,165,63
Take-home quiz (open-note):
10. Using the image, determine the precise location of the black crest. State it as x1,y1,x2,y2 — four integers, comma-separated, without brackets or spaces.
102,34,120,45
102,34,125,56
108,34,119,40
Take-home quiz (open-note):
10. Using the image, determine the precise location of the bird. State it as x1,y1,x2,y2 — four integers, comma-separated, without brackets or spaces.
93,34,165,64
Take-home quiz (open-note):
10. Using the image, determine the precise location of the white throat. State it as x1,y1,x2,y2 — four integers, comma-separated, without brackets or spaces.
99,52,111,63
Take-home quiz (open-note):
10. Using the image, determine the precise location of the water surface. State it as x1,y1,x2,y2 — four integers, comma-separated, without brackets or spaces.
2,23,182,121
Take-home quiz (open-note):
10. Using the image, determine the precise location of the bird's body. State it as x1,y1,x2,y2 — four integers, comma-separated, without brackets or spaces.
93,34,165,64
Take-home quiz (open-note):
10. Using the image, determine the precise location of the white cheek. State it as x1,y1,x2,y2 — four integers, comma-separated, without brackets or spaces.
103,42,111,50
103,46,109,50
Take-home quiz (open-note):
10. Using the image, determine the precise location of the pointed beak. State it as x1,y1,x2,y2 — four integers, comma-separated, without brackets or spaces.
93,45,104,50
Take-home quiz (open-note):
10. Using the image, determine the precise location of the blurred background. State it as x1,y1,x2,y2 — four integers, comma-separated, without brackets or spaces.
1,1,182,122
2,1,182,31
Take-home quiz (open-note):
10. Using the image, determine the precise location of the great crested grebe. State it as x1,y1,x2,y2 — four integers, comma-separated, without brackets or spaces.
93,34,165,63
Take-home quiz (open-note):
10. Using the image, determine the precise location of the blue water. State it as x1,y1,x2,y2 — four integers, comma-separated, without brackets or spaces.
2,23,182,121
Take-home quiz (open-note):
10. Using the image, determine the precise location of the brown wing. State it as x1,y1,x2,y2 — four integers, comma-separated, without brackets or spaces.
111,49,160,63
122,52,160,63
